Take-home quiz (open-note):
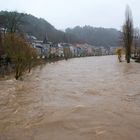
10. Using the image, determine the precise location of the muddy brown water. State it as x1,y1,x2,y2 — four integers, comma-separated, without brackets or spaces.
0,56,140,140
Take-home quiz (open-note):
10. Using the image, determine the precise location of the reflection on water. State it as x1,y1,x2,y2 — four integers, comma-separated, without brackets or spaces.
0,56,140,140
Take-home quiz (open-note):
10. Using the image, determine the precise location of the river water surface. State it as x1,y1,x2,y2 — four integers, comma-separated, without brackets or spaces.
0,56,140,140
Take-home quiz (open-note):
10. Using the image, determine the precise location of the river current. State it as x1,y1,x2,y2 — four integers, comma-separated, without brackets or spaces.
0,56,140,140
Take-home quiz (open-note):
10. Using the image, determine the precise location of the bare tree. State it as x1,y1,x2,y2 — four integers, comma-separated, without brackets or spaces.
3,33,37,79
122,5,134,63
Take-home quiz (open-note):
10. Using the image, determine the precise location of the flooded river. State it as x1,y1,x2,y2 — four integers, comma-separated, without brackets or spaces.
0,56,140,140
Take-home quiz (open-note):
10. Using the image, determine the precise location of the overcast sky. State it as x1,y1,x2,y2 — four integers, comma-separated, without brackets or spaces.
0,0,139,30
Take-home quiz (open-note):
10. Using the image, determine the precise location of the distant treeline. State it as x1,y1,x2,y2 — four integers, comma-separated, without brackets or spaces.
66,26,121,47
0,11,121,47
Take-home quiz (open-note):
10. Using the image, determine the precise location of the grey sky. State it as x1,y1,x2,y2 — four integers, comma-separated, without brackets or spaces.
0,0,139,30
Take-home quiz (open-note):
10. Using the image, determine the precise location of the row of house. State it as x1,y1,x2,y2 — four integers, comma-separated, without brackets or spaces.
26,35,117,59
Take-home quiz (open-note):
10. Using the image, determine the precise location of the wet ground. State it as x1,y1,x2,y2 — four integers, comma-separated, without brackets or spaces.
0,56,140,140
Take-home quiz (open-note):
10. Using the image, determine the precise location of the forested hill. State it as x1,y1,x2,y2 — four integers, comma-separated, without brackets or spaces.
65,26,121,47
0,11,68,43
0,11,121,46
